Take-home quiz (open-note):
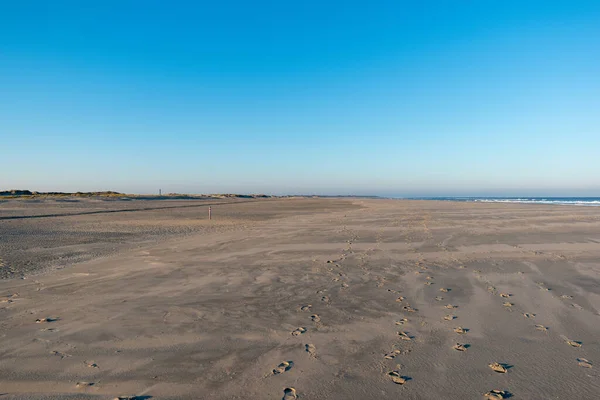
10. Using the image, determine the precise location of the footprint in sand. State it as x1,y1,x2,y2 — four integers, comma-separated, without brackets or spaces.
395,318,408,325
85,361,99,368
424,281,434,286
426,276,434,280
453,343,469,351
445,304,458,309
282,387,297,400
439,288,450,293
561,336,582,347
396,296,406,302
454,327,468,334
402,305,417,312
272,361,293,375
488,362,508,373
435,296,444,301
484,389,509,399
502,302,514,307
114,397,146,400
487,286,497,293
76,382,95,388
535,324,548,332
577,358,592,368
51,351,71,359
499,293,511,298
388,371,409,385
523,313,535,319
384,349,401,359
444,315,456,321
36,317,59,323
291,327,307,336
310,314,321,323
561,294,573,299
300,305,312,312
305,344,317,357
398,331,413,341
321,296,330,303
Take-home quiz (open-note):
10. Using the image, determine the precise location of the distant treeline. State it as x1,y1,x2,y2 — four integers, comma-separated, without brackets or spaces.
0,190,271,199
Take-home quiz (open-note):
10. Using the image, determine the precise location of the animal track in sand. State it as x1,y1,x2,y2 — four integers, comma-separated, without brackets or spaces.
502,302,513,307
484,389,508,399
444,315,456,321
36,317,59,323
426,276,434,280
453,343,468,351
300,305,312,312
321,296,330,303
388,371,409,384
435,296,444,301
535,324,548,332
85,361,99,368
454,327,468,334
488,362,508,373
282,387,297,400
402,305,417,312
487,286,497,293
272,361,293,375
577,358,592,368
445,304,458,309
424,281,434,286
395,296,406,302
499,293,511,298
384,349,401,359
398,331,413,341
561,295,573,299
291,327,307,336
395,318,408,325
76,382,94,388
310,314,321,323
439,288,450,293
523,313,535,318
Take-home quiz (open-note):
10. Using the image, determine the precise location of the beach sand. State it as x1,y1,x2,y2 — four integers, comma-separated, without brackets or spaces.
1,198,599,399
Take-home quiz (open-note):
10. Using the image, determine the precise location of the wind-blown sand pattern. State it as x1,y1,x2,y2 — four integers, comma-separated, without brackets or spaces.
1,198,600,398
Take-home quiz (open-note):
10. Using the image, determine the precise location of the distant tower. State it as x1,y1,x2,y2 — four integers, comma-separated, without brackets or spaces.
159,189,162,196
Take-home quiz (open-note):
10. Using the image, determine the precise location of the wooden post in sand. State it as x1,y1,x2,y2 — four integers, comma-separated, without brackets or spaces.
208,206,212,220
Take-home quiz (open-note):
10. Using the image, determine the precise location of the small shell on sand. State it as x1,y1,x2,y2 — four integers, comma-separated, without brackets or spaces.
488,362,507,373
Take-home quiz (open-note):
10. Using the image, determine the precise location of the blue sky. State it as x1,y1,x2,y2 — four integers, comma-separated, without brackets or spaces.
1,1,599,196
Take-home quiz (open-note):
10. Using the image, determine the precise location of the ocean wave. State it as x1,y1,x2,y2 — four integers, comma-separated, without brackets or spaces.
472,198,600,206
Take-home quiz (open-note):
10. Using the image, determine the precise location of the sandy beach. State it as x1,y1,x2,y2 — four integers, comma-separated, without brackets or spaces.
1,198,599,399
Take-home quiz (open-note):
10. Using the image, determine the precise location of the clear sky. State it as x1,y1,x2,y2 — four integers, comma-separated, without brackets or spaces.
1,1,599,196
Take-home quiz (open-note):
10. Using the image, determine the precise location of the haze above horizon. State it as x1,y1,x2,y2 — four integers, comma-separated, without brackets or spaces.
2,1,599,197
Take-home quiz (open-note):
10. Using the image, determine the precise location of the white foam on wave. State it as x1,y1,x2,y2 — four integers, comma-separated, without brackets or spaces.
473,199,600,206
